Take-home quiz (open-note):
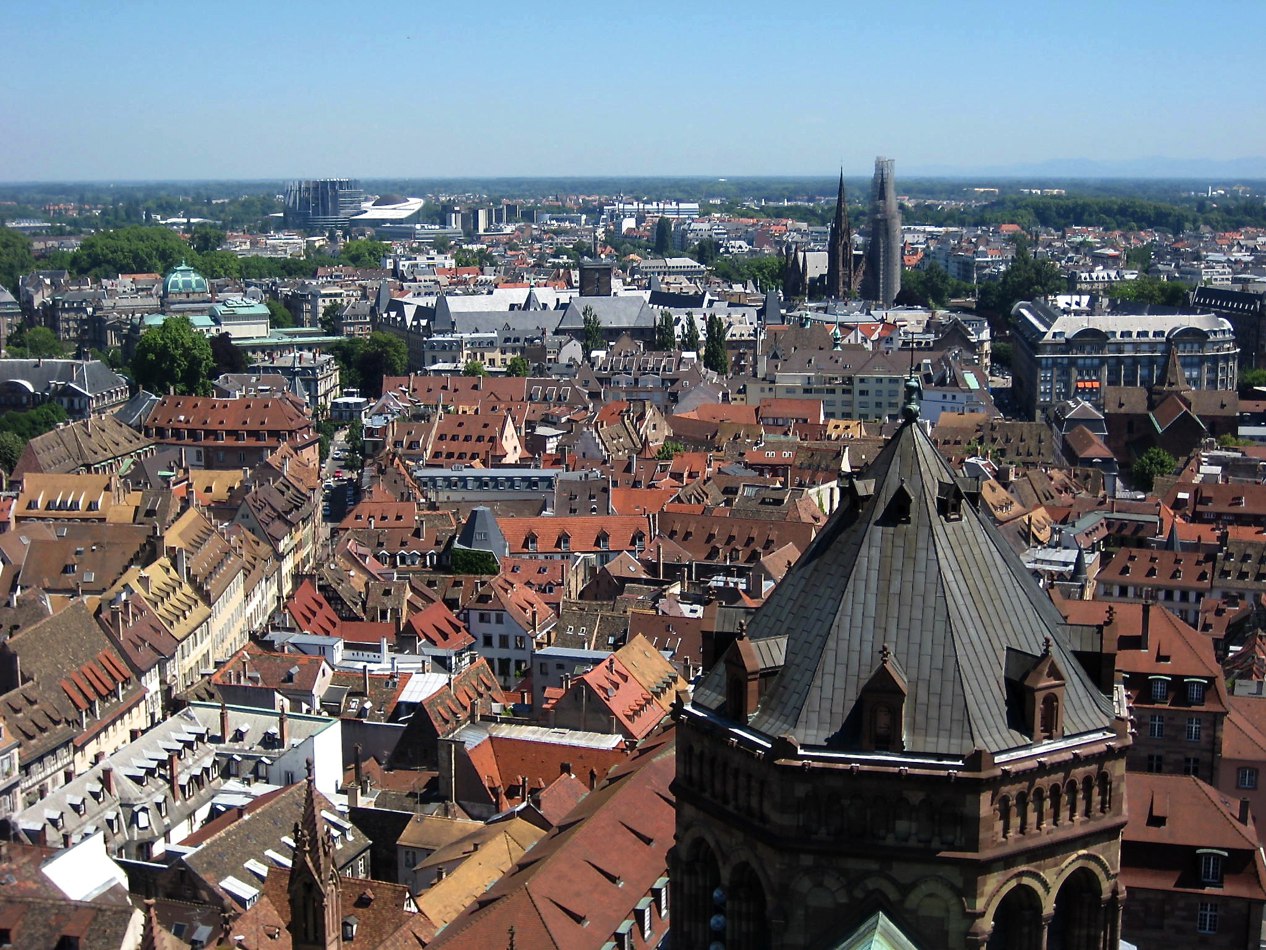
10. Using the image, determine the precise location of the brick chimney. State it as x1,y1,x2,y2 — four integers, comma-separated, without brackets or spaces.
101,766,114,796
278,703,289,747
167,751,181,803
220,701,230,741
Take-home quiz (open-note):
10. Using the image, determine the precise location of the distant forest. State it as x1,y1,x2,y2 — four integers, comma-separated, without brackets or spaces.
1,175,1264,236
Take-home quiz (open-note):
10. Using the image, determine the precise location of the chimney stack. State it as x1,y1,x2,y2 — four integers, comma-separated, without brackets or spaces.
167,751,181,802
101,766,114,796
278,703,289,747
588,767,598,790
363,663,371,695
220,701,230,741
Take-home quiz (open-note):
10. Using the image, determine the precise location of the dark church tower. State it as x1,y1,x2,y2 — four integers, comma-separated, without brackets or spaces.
672,380,1129,949
860,156,902,307
289,764,343,950
826,170,860,300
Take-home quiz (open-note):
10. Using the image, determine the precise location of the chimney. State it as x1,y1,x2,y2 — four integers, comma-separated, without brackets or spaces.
560,761,572,777
220,701,230,741
278,703,289,747
167,751,180,802
1240,798,1252,825
137,573,151,597
363,663,371,695
109,601,124,639
1141,598,1152,650
101,766,114,796
176,547,188,582
354,744,363,788
588,767,598,790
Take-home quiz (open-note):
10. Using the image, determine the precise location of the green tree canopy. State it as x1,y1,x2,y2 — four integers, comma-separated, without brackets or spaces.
132,316,214,395
0,229,35,292
703,315,729,374
188,225,226,255
8,326,66,358
340,239,388,270
266,298,295,329
1240,368,1266,394
682,313,701,353
1131,446,1177,492
320,301,343,335
355,332,407,397
72,226,192,278
977,240,1064,319
1108,276,1189,307
582,305,604,353
210,332,246,377
463,359,487,377
0,431,24,474
505,355,530,377
0,402,68,442
653,217,673,255
655,310,676,351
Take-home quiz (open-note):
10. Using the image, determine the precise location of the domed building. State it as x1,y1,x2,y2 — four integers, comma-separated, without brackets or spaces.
161,260,212,313
672,380,1130,949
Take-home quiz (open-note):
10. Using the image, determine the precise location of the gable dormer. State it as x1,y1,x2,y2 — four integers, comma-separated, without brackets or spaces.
858,645,907,752
1022,641,1066,741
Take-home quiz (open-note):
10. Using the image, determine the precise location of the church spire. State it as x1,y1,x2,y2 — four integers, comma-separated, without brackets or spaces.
289,760,342,950
826,169,855,300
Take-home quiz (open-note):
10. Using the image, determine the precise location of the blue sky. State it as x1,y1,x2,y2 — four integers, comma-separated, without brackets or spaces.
3,0,1264,181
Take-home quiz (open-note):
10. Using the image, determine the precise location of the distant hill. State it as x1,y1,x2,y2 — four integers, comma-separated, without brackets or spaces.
906,156,1266,180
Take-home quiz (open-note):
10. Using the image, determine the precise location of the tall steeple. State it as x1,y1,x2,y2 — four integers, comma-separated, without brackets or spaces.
288,761,343,950
860,156,902,308
826,169,856,301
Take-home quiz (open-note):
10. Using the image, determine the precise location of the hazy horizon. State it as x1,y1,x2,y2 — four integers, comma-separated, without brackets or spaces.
6,0,1265,182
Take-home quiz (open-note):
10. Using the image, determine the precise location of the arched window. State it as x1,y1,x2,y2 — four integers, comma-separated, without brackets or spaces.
1040,694,1060,739
872,703,894,750
1033,787,1046,829
1098,771,1112,814
998,795,1012,840
1082,776,1095,818
1016,791,1029,835
1051,784,1062,826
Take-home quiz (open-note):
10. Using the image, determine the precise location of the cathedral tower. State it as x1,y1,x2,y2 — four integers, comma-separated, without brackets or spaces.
672,382,1129,949
826,170,860,300
860,156,902,308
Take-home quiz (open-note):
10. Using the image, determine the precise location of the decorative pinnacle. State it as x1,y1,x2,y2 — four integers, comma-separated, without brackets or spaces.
901,372,922,423
1042,636,1052,657
880,643,892,663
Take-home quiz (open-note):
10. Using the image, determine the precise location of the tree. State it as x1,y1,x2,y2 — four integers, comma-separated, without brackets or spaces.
209,332,246,377
8,326,65,358
0,229,35,293
463,359,487,377
990,342,1013,373
356,332,407,397
188,225,226,255
71,225,191,278
653,217,673,255
266,298,295,329
978,239,1064,319
691,238,718,266
656,439,685,460
0,431,24,473
1131,446,1177,492
340,239,388,270
194,250,242,279
582,305,604,353
1240,368,1266,394
704,315,729,375
1125,245,1153,272
682,312,701,353
432,235,452,253
505,355,530,377
655,310,676,351
320,301,343,336
132,316,214,395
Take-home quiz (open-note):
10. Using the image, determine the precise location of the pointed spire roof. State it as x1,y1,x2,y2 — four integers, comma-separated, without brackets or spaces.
1156,342,1191,395
692,417,1115,755
291,760,335,886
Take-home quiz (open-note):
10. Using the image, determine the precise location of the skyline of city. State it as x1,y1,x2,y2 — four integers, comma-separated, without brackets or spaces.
5,0,1266,182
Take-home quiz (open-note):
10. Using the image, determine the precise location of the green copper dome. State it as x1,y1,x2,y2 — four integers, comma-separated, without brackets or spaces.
163,261,208,296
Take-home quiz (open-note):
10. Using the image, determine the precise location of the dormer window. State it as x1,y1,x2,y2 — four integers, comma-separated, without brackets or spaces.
1151,678,1169,702
1199,850,1225,886
1187,681,1206,705
1022,642,1065,741
858,645,907,752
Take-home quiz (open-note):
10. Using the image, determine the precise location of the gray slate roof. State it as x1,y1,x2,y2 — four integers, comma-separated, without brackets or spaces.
0,358,126,397
693,417,1114,756
557,297,656,332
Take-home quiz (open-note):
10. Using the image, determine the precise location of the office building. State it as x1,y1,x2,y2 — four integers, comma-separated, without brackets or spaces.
283,178,364,231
